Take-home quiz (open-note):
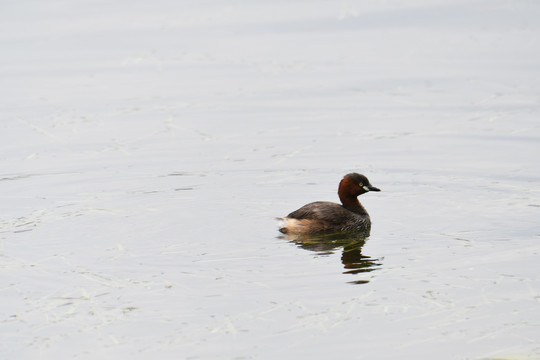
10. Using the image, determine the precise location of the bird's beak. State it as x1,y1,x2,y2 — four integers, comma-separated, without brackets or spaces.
363,185,380,192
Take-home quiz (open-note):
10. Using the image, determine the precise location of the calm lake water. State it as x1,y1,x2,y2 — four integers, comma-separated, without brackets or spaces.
1,1,540,359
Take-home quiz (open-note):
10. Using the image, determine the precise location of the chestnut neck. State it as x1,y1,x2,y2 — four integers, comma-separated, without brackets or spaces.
338,178,368,215
339,195,367,215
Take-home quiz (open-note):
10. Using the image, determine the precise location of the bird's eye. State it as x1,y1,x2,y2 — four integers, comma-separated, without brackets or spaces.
359,183,363,187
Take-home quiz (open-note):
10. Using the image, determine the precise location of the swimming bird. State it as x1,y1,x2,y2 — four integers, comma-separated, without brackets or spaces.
278,173,380,234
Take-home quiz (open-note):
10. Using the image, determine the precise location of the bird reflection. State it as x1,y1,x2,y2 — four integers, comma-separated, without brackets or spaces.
279,231,381,285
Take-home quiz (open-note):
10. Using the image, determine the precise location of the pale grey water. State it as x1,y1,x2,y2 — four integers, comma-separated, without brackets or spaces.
1,1,540,359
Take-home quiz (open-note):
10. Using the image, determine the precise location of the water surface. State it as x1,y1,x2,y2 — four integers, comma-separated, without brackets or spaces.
1,1,540,359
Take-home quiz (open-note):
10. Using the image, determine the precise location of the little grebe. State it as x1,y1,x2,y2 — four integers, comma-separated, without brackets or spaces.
278,173,380,234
